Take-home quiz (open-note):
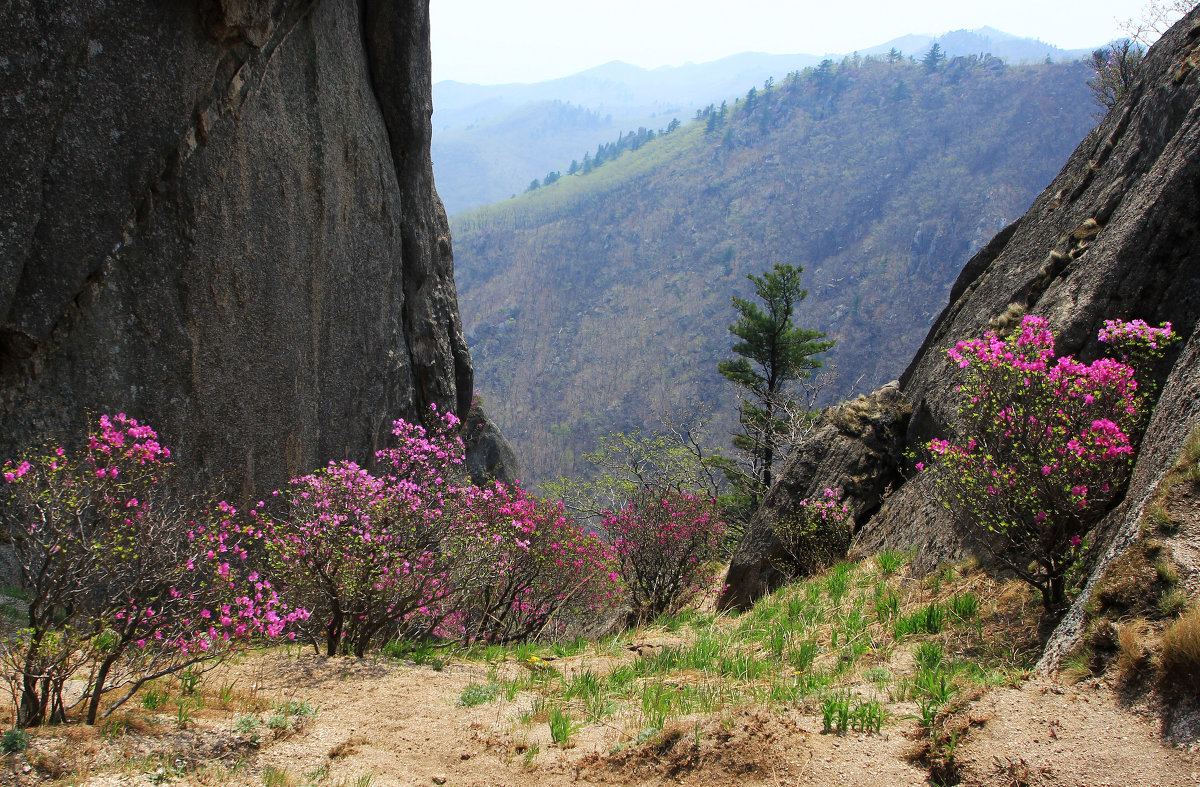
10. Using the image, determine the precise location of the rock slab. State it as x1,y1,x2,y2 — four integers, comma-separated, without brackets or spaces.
0,0,512,496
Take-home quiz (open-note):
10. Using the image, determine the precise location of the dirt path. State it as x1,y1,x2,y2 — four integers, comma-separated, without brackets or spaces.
48,650,1196,787
954,677,1199,787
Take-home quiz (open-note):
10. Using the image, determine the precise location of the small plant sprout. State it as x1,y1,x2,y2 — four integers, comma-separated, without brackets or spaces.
175,699,194,729
914,641,945,672
1161,606,1200,688
1160,589,1189,618
950,593,980,621
0,728,30,754
178,670,200,696
266,713,291,734
141,685,169,711
218,681,237,707
459,683,501,707
547,707,583,747
876,549,907,576
262,766,297,787
234,715,260,734
820,690,853,734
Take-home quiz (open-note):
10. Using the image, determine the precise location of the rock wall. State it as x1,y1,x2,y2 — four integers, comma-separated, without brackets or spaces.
0,0,511,496
721,8,1200,626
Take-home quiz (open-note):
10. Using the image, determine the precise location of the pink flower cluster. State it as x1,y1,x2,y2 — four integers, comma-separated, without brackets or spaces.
603,490,726,620
449,482,620,643
89,413,171,465
259,448,458,655
794,487,852,521
262,406,621,652
772,487,854,576
1098,318,1175,351
922,316,1176,606
2,415,306,724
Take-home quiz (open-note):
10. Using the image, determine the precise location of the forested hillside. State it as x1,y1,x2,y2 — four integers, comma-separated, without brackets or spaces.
432,30,1091,213
452,55,1098,487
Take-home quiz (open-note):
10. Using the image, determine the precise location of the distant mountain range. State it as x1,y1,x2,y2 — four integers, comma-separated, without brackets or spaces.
432,28,1097,213
450,57,1099,487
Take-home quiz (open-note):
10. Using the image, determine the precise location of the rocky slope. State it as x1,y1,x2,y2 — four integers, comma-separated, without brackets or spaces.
722,6,1200,651
0,0,512,497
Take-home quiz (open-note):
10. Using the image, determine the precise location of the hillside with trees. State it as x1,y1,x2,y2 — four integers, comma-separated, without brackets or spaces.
432,30,1092,213
452,54,1098,487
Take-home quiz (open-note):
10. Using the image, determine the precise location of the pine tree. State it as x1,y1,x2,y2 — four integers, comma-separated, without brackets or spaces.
717,264,834,499
922,43,946,72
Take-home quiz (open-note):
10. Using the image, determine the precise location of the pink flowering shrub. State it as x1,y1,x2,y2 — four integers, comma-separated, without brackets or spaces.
450,483,621,643
603,490,726,622
771,488,854,578
0,415,303,727
920,316,1177,609
259,406,475,657
264,404,624,652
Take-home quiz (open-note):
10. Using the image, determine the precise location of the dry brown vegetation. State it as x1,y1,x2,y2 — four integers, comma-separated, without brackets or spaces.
1161,607,1200,689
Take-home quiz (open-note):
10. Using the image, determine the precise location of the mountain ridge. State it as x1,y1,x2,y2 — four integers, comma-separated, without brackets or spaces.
433,27,1099,213
451,56,1098,488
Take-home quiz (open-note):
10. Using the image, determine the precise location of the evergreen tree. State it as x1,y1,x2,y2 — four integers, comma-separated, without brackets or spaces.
717,264,834,500
812,59,836,92
922,42,946,71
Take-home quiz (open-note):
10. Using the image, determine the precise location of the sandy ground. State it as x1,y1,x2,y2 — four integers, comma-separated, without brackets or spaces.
5,645,1187,787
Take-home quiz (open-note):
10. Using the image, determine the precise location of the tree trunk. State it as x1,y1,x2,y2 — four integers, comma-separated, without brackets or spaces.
19,673,42,728
326,608,343,657
85,656,118,725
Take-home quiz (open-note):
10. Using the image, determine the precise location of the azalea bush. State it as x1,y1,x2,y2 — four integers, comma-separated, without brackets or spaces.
259,406,481,656
451,483,621,644
0,415,303,726
771,487,853,579
920,316,1176,609
604,489,726,622
264,405,624,652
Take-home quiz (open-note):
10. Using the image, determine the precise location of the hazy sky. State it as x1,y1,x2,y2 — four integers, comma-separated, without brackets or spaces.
431,0,1163,84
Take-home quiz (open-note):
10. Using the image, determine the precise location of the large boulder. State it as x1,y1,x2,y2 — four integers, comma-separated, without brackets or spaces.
0,0,513,497
722,8,1200,632
720,383,911,610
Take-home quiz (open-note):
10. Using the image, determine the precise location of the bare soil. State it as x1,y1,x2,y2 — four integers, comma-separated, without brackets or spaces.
2,642,1195,787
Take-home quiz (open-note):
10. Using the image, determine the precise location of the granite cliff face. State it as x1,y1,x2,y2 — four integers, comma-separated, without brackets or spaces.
722,8,1200,637
0,0,513,495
